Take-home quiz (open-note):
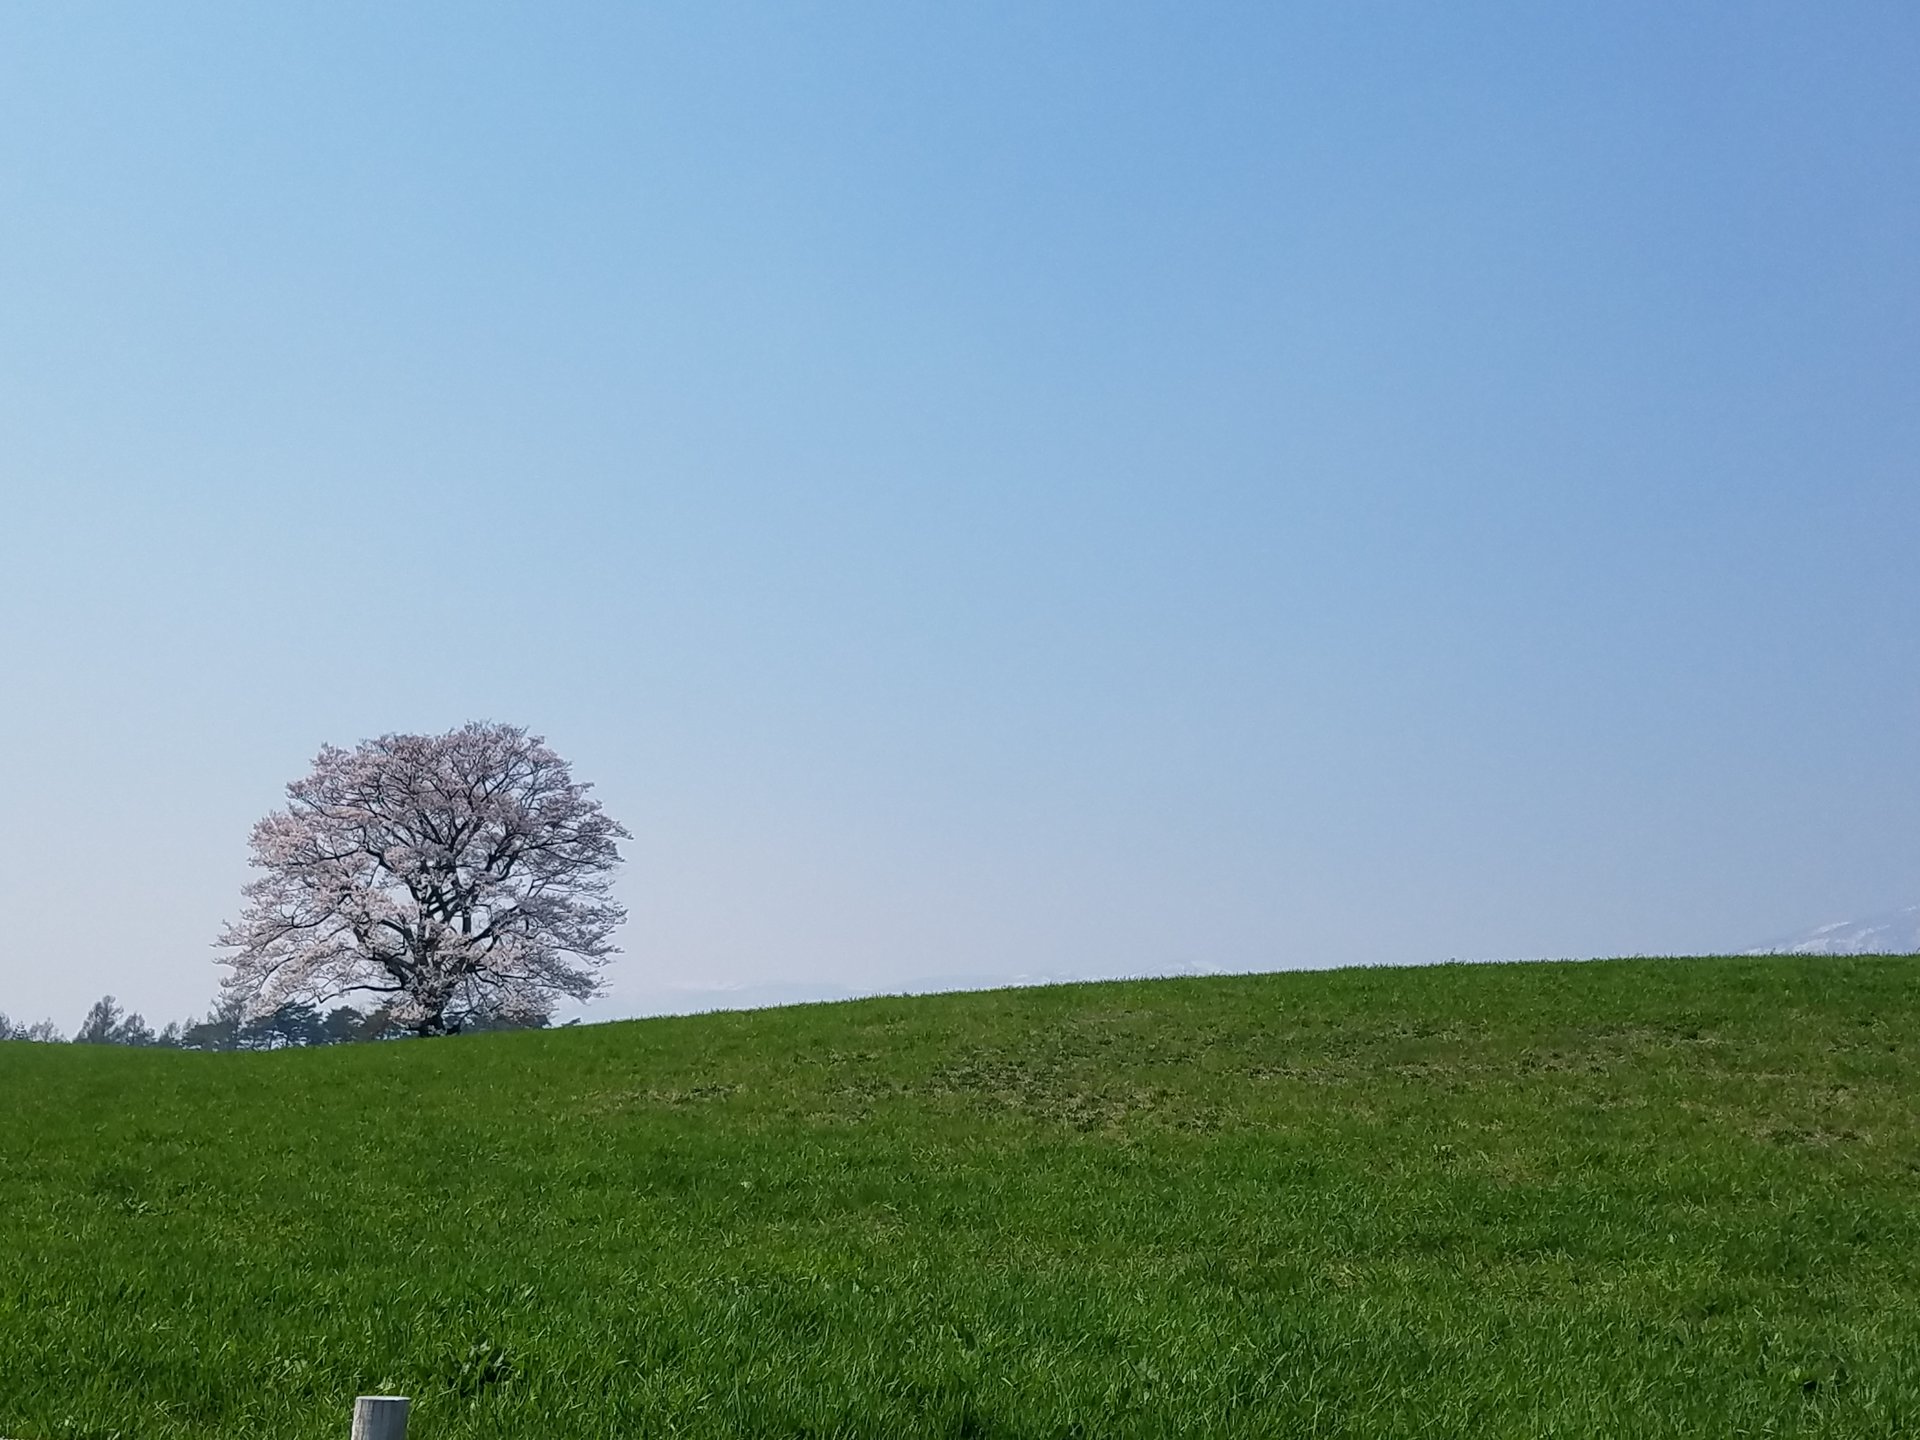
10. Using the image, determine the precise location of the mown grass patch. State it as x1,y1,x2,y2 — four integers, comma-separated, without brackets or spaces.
3,956,1918,1437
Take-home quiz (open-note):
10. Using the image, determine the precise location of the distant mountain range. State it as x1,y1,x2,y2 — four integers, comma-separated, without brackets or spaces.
601,959,1235,1020
1745,905,1920,956
591,921,1920,1024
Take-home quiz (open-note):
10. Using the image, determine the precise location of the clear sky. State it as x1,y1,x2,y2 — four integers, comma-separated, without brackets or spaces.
2,3,1916,1030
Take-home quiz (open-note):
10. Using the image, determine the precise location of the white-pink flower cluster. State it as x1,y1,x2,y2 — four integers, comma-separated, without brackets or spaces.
218,722,629,1035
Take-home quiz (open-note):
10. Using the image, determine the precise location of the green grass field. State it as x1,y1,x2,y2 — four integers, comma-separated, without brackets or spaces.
4,956,1918,1438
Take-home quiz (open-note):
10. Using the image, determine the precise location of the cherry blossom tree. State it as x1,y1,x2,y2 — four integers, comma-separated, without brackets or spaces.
219,722,629,1037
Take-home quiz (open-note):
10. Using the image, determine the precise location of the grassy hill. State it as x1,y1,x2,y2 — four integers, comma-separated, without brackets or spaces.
3,956,1918,1438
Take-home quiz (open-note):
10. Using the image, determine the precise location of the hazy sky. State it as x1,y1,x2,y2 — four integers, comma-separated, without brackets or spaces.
3,3,1916,1030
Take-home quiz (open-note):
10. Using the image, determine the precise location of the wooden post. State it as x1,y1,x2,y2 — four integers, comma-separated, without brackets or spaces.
352,1396,409,1440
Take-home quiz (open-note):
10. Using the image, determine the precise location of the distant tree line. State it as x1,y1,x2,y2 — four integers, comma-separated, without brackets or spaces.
0,994,555,1050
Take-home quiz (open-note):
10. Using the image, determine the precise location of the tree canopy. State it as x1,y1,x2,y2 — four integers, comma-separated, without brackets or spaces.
218,722,628,1036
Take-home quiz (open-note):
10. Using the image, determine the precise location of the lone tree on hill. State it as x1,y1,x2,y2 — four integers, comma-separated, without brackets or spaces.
219,722,629,1037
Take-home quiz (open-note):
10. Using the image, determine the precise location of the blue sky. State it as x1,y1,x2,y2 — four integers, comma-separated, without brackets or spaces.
2,3,1916,1028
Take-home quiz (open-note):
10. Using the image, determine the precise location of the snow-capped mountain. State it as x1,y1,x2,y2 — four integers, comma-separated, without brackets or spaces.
1745,905,1920,956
